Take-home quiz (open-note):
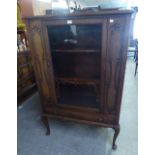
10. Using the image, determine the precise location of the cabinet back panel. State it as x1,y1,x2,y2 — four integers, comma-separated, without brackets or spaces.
57,83,100,109
52,52,101,79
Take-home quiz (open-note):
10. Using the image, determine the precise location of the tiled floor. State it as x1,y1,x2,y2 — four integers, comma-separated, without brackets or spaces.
18,59,138,155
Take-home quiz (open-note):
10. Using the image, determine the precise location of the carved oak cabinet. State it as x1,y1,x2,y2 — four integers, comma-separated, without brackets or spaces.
25,9,133,150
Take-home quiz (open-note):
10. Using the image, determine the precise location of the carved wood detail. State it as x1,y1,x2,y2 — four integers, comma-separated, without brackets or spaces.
29,21,57,105
55,77,100,101
105,17,127,113
31,24,41,34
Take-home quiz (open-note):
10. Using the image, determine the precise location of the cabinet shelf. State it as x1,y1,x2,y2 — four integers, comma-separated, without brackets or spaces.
52,49,100,53
55,77,99,85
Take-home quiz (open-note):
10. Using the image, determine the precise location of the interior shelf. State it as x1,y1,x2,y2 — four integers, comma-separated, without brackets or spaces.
55,77,100,85
52,49,100,53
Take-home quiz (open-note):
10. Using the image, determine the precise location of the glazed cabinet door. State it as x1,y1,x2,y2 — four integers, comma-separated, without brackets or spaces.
104,15,131,119
41,18,107,111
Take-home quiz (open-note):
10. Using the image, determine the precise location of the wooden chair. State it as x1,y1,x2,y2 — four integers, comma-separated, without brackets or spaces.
17,29,28,51
17,2,37,105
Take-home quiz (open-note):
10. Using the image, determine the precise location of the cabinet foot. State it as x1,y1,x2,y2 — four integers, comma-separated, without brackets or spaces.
41,116,50,135
112,125,120,150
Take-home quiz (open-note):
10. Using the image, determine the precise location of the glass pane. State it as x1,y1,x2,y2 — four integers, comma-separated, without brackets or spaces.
57,83,100,108
47,24,101,79
47,23,102,109
48,24,101,50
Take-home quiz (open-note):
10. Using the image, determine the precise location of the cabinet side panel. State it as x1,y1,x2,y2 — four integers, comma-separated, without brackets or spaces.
104,15,131,121
25,20,57,106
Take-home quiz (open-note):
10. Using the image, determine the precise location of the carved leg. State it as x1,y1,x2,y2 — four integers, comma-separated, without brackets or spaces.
41,116,50,135
112,125,120,150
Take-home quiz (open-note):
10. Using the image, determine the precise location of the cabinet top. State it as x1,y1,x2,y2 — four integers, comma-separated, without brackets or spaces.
24,8,134,21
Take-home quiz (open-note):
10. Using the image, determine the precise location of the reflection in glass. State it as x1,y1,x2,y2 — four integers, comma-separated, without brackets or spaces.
48,24,101,50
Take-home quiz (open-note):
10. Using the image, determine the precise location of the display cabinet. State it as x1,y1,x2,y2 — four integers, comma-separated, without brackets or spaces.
25,8,133,150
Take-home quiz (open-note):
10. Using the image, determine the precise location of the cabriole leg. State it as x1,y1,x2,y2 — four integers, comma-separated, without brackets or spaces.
112,125,120,150
41,115,50,135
